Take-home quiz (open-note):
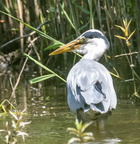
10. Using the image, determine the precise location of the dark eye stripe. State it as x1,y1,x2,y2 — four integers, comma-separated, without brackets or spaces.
81,31,110,48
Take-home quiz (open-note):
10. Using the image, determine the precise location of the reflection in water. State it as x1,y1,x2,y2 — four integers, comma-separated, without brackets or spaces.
0,71,140,144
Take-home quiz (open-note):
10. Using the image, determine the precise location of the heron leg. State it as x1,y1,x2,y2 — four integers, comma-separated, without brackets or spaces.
76,108,112,130
96,111,111,130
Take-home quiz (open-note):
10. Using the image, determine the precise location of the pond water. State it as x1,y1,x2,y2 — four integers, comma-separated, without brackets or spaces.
0,70,140,144
26,99,140,144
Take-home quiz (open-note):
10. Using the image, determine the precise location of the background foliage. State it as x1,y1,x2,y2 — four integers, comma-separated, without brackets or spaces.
0,0,140,99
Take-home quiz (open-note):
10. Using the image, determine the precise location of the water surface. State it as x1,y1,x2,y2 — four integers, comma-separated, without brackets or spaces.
0,72,140,144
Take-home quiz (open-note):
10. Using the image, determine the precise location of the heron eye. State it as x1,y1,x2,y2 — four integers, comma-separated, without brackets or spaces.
78,37,86,43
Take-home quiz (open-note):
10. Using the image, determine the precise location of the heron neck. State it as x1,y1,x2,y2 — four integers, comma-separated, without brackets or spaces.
82,52,102,61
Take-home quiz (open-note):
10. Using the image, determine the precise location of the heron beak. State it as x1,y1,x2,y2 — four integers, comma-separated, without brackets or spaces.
49,38,86,55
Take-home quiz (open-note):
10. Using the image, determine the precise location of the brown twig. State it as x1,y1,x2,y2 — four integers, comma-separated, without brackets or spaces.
10,36,39,98
9,21,49,99
115,51,140,58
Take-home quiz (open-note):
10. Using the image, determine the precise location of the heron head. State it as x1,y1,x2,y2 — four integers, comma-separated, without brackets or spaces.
49,29,110,60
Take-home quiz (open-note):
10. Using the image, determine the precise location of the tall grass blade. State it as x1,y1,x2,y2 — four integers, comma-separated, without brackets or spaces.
0,10,63,45
24,53,66,82
128,29,136,40
60,4,76,30
114,35,126,40
29,74,55,84
73,2,90,14
44,43,63,51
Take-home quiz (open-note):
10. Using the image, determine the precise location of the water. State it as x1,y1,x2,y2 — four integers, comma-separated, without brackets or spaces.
26,99,140,144
0,72,140,144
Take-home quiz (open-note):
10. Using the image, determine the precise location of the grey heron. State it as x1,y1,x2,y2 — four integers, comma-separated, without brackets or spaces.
50,29,117,130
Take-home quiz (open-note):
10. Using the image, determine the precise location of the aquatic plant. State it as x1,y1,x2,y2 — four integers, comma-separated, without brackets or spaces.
67,119,94,144
115,19,140,97
0,99,16,115
24,53,66,83
115,19,136,47
0,109,31,144
0,1,140,100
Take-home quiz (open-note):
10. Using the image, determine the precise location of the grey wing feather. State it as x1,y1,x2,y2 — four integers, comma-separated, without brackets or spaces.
67,59,117,114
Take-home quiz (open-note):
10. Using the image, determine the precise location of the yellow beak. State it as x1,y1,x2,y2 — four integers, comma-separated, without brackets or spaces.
49,38,86,55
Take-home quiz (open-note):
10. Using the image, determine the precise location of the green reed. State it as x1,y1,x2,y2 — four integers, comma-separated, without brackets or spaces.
0,0,140,99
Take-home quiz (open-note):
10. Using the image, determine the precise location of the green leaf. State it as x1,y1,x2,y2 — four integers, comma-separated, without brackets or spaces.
60,4,76,30
115,25,125,33
81,132,93,137
73,2,90,14
67,137,80,144
29,74,55,84
78,22,90,31
126,19,132,31
75,119,82,130
81,121,93,133
115,35,126,40
67,127,77,132
82,136,94,142
110,72,123,79
24,53,66,82
128,29,136,40
44,43,63,51
49,6,59,13
123,19,128,29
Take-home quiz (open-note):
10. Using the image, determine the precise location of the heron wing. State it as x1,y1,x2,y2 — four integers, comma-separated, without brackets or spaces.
76,68,105,103
67,59,117,114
